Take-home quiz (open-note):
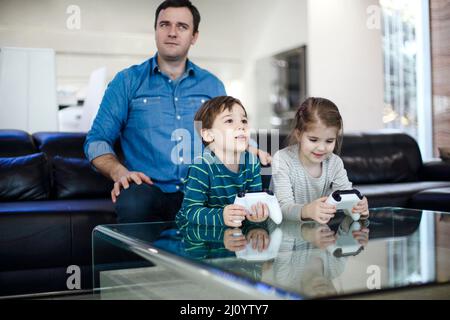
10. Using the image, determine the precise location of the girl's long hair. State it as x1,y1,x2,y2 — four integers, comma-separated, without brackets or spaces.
288,97,344,154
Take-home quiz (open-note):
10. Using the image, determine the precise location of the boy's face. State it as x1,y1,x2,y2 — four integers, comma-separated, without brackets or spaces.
202,104,250,157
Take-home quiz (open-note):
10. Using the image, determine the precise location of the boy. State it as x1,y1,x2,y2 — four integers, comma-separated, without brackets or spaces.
176,96,269,227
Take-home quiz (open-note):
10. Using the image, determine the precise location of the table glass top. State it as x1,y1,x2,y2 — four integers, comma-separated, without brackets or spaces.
94,207,450,299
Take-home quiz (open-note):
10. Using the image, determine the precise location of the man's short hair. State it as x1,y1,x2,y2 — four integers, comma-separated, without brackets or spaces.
154,0,201,34
194,96,247,146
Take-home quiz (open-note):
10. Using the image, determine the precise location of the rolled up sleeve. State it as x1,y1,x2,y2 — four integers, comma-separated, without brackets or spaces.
84,71,129,162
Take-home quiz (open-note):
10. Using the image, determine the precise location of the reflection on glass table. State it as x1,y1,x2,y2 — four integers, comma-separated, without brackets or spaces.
92,208,450,299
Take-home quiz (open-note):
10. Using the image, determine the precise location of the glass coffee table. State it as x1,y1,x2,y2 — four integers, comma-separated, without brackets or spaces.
92,207,450,299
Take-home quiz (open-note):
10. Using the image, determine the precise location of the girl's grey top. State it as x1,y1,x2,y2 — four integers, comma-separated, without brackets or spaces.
271,144,352,221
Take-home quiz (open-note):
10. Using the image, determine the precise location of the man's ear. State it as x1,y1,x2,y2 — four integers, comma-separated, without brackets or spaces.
201,128,214,143
191,31,199,45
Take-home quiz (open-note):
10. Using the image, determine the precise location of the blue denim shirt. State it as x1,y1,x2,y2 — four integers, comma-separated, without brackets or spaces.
84,53,226,193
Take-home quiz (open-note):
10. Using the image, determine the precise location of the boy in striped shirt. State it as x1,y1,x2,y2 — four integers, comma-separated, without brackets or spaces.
176,96,269,227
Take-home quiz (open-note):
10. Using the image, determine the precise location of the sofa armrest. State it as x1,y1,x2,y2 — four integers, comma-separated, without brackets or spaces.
419,160,450,181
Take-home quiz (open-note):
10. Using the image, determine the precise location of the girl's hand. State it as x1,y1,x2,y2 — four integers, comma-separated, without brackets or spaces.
247,202,270,223
223,204,247,227
302,224,337,249
352,227,370,247
302,197,336,224
352,196,369,217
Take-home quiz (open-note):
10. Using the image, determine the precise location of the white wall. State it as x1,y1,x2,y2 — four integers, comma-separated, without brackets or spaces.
0,0,156,88
238,0,308,128
0,0,244,88
307,0,384,132
0,0,384,132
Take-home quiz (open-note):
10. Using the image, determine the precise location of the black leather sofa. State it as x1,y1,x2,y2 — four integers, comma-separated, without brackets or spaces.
1,129,450,297
0,130,117,296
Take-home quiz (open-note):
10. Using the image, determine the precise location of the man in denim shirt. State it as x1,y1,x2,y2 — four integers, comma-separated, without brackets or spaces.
85,0,270,223
84,0,223,223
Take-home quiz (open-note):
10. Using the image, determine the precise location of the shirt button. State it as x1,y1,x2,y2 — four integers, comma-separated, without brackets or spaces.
180,178,185,183
143,98,147,103
178,136,182,141
176,185,180,190
168,79,172,83
179,157,184,163
176,115,181,120
201,99,205,103
175,97,179,102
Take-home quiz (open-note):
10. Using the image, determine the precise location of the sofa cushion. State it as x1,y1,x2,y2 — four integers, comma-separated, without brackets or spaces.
0,129,36,157
52,156,114,199
409,187,450,212
419,161,450,181
33,131,125,162
0,153,50,201
342,132,423,184
33,132,87,158
355,181,450,208
0,211,71,271
0,199,115,214
0,267,72,296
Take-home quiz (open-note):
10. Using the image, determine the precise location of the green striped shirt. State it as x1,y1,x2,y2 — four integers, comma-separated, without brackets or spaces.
176,149,262,226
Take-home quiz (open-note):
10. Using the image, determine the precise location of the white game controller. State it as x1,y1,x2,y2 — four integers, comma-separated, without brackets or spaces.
235,227,283,261
234,190,283,224
326,189,364,221
326,216,365,257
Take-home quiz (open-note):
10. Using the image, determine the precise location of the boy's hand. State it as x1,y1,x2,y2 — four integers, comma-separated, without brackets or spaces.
246,228,270,252
223,204,247,227
248,146,272,166
247,202,270,223
302,197,336,224
223,228,247,252
352,196,369,217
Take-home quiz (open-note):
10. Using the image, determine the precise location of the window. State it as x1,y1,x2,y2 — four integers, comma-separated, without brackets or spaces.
381,0,432,159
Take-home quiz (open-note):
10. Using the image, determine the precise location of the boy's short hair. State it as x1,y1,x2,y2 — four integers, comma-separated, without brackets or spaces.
194,96,247,146
154,0,201,34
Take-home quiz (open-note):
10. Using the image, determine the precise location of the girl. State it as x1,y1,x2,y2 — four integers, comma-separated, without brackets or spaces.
272,97,369,224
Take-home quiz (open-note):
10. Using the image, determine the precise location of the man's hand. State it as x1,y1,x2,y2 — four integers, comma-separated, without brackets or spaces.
91,154,153,203
111,170,153,203
248,146,272,166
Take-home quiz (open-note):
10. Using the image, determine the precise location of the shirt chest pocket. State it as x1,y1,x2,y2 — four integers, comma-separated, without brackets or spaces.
128,97,162,129
187,95,209,110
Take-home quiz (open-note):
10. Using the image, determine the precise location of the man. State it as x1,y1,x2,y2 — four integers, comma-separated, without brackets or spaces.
84,0,269,223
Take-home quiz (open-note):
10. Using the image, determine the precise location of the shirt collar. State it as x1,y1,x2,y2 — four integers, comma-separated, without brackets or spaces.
150,52,195,76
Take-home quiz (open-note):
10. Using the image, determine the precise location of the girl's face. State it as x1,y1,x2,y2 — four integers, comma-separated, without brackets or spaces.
297,122,338,166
